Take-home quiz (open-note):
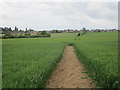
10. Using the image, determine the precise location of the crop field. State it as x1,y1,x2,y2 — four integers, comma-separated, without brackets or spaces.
72,32,118,88
2,32,119,88
2,38,65,88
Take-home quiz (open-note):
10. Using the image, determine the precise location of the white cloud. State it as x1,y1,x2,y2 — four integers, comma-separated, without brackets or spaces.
0,2,118,30
0,0,119,2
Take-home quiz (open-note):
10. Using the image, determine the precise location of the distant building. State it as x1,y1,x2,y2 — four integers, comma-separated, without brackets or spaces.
25,31,38,34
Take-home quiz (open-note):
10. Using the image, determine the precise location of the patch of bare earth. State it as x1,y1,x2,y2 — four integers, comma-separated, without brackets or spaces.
45,46,95,88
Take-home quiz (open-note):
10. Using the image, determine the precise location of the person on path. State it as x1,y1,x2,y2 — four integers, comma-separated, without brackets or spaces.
75,32,81,40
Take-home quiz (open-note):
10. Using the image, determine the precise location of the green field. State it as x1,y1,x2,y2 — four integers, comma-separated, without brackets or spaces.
73,32,118,88
2,38,65,88
2,32,119,88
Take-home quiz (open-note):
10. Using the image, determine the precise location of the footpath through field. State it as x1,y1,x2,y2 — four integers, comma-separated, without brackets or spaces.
46,46,95,88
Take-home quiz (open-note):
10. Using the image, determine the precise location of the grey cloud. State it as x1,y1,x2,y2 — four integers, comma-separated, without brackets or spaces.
0,2,118,30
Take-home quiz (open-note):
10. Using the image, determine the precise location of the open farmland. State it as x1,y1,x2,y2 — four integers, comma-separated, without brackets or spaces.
73,32,118,88
2,32,119,88
2,38,65,88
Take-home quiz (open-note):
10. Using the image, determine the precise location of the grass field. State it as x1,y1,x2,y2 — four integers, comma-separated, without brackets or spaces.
2,32,119,88
2,38,65,88
72,32,118,88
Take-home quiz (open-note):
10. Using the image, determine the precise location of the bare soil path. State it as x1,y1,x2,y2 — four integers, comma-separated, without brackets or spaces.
46,46,95,88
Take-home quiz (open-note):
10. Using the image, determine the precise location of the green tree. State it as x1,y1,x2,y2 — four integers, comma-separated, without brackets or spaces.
37,31,41,36
14,26,18,32
25,28,28,31
29,29,34,31
41,31,47,36
3,33,14,38
81,27,87,36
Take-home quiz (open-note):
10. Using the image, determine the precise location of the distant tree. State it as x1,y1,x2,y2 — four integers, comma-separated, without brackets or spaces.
19,29,22,32
15,34,18,37
25,33,31,36
18,34,24,38
41,30,47,36
9,27,12,31
46,32,51,37
94,29,101,32
51,29,59,33
19,29,24,32
29,29,34,31
81,27,87,36
5,33,12,37
98,30,101,32
14,26,18,32
37,31,41,35
83,28,86,31
25,28,28,31
1,27,12,34
0,27,2,34
3,33,14,38
25,28,29,34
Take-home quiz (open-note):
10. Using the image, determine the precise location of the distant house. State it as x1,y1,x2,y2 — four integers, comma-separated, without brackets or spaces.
63,30,68,33
68,30,74,33
62,29,80,33
25,31,38,34
11,31,19,34
30,31,38,34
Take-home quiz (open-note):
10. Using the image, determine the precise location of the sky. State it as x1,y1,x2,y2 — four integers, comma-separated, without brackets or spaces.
0,0,118,31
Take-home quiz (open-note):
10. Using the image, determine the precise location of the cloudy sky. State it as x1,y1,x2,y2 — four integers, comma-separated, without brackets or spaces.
0,0,118,30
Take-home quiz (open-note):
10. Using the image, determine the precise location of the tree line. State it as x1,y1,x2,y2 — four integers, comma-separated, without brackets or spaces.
0,27,51,39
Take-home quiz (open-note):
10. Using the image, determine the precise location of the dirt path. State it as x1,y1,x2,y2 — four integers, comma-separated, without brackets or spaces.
45,46,95,88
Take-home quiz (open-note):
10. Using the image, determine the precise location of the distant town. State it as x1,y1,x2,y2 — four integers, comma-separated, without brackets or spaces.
0,27,119,35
